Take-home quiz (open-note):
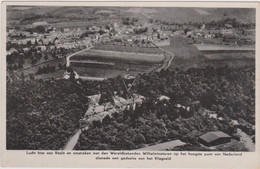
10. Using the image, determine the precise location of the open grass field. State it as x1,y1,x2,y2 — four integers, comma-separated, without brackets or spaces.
162,36,255,70
70,46,165,78
93,44,162,54
70,49,165,64
72,64,157,78
193,37,224,45
125,7,142,13
199,58,255,68
162,37,203,59
74,67,133,78
195,44,255,60
67,42,168,78
205,53,255,59
142,8,158,14
170,57,255,70
195,44,255,51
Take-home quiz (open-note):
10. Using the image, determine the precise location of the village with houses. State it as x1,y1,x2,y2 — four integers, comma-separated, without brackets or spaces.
6,6,256,152
7,7,255,79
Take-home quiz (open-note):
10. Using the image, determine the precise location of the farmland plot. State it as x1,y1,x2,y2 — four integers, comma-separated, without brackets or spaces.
205,53,255,60
69,48,165,78
195,44,255,52
73,64,156,79
70,49,165,63
195,44,255,61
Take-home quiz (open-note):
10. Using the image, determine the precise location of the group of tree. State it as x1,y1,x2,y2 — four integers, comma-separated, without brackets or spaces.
157,18,255,30
7,79,90,150
26,25,46,34
205,18,255,30
7,65,255,150
6,41,70,71
122,17,139,26
133,27,148,34
36,65,56,75
75,65,255,150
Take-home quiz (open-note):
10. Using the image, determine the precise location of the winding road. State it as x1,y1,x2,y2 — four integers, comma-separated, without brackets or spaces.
141,8,152,19
66,46,94,67
158,46,174,70
141,8,174,71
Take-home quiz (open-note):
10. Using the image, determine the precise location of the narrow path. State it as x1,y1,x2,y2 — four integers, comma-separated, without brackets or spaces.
141,8,151,19
141,8,174,71
63,129,82,150
149,42,174,72
237,128,255,151
158,47,174,70
66,46,93,67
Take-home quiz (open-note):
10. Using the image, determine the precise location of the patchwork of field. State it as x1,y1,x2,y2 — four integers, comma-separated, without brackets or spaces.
70,49,165,64
7,6,119,28
142,7,255,24
7,6,255,28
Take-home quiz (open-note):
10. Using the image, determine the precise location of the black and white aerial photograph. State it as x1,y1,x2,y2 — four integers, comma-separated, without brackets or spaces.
6,6,255,151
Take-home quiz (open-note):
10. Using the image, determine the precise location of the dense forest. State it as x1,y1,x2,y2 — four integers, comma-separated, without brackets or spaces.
7,65,255,150
75,65,255,150
6,79,89,149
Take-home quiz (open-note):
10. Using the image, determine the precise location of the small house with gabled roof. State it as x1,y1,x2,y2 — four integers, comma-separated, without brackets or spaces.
199,131,231,147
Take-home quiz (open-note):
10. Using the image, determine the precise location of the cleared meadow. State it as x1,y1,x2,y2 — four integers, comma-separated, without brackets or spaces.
70,49,165,63
73,64,157,78
205,53,255,60
161,36,255,70
195,44,255,51
69,46,165,78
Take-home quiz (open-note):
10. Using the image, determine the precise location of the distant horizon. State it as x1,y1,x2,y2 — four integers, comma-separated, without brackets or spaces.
7,6,255,25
